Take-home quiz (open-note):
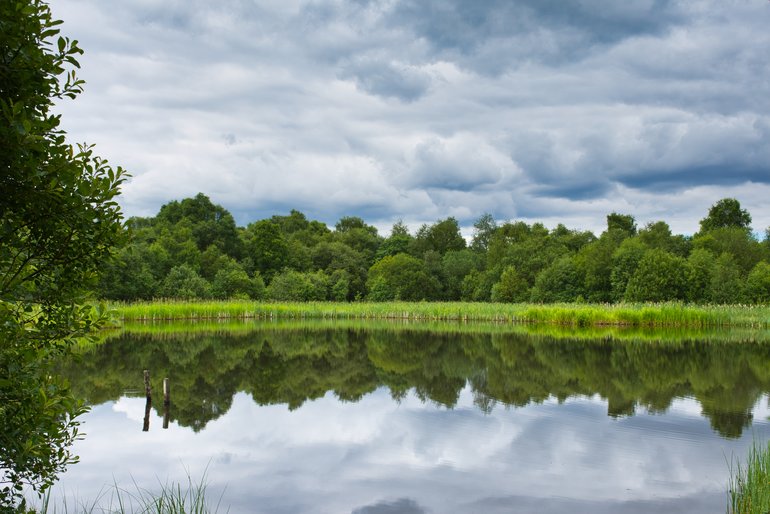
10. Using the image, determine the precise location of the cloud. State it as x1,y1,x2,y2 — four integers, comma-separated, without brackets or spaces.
49,0,770,235
340,58,434,102
385,0,684,73
408,133,519,189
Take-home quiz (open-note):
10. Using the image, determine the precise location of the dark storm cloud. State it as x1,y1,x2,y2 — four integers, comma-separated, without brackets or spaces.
385,0,683,72
619,164,770,192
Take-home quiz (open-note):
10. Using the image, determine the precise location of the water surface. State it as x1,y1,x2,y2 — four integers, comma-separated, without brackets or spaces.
49,322,770,513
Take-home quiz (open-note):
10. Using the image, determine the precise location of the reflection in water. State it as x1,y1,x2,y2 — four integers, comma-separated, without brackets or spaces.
46,320,770,514
59,324,770,438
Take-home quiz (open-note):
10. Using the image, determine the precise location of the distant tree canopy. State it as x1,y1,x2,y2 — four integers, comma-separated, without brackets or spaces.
699,197,752,233
98,196,770,305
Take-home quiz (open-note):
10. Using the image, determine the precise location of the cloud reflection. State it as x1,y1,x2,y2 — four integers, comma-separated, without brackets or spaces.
44,389,770,514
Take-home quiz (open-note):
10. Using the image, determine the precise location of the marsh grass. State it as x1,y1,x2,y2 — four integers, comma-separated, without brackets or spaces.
35,472,225,514
91,317,770,346
107,300,770,329
728,441,770,514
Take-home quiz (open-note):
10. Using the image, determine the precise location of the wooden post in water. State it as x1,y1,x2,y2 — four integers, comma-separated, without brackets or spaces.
162,378,170,429
143,369,151,398
142,370,151,432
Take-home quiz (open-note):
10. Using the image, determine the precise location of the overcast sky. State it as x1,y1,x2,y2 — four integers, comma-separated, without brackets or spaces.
51,0,770,236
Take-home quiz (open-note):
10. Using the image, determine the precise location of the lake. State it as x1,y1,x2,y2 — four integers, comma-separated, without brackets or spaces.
47,321,770,513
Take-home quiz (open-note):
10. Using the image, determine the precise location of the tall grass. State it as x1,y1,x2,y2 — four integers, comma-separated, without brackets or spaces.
107,300,770,329
92,317,770,346
728,441,770,513
35,472,224,514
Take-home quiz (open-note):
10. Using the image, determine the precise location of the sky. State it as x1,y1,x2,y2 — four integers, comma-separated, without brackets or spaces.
50,0,770,237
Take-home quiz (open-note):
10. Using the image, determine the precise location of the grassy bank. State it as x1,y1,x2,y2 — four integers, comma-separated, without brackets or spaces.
729,441,770,513
107,300,770,328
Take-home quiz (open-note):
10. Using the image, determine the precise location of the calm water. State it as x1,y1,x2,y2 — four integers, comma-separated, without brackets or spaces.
47,323,770,513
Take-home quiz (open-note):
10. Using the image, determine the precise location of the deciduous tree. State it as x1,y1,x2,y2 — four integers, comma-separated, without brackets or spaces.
1,1,126,507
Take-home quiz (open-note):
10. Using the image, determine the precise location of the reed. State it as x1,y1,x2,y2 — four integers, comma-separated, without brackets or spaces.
107,300,770,328
91,317,770,346
34,471,223,514
728,441,770,514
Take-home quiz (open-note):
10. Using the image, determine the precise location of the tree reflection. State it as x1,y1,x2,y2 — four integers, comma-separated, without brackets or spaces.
57,326,770,438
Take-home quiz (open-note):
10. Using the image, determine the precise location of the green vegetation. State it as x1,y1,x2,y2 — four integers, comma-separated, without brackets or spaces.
98,194,770,307
57,322,770,438
37,472,222,514
728,441,770,514
107,300,770,328
1,1,126,510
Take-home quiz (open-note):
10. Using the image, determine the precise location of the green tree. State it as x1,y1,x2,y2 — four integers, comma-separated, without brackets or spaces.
156,193,242,258
491,266,530,303
693,227,762,275
267,270,329,301
311,241,368,300
606,213,637,236
609,238,647,301
1,1,126,507
471,213,497,252
159,265,213,299
376,220,413,260
551,224,596,253
442,249,483,300
686,248,716,303
530,256,584,303
333,219,382,266
97,245,158,301
488,222,569,292
579,231,625,302
367,254,439,301
244,220,288,280
624,250,688,302
709,253,744,304
745,261,770,304
637,221,690,257
211,262,265,300
460,269,496,301
412,217,466,256
764,227,770,256
699,198,752,233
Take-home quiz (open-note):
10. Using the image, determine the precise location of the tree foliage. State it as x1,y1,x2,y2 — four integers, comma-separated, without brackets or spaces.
1,1,126,507
699,197,752,233
624,250,688,302
96,194,770,307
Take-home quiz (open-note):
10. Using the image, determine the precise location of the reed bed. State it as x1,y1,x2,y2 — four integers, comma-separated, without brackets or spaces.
728,441,770,514
96,317,770,346
107,300,770,328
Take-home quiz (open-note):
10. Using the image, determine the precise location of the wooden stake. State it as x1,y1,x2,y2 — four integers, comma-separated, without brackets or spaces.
143,369,151,399
163,378,170,405
143,397,151,432
142,370,152,431
162,378,170,429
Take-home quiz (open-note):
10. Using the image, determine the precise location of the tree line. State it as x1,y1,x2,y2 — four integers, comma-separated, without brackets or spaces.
99,194,770,304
